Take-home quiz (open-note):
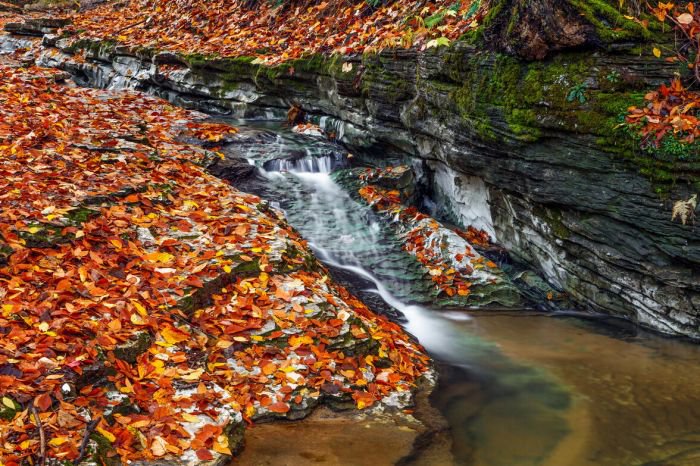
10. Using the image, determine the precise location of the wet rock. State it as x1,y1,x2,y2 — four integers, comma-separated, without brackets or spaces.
206,155,258,183
0,34,33,55
4,17,70,36
113,331,153,363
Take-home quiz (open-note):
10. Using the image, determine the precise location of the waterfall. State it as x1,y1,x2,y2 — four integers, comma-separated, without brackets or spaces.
262,147,349,173
263,155,337,173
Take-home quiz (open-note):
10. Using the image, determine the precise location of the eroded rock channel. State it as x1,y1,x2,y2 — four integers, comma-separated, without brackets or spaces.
33,25,700,338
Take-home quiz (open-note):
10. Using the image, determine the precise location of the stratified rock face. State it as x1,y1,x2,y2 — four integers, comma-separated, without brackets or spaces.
34,33,700,337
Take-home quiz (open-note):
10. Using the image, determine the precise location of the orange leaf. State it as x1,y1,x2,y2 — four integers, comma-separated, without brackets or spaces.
34,393,52,412
267,402,290,413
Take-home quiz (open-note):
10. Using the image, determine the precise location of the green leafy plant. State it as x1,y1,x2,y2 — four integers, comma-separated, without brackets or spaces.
566,83,588,103
606,70,621,83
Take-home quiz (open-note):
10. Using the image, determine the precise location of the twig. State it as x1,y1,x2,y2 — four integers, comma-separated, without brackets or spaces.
113,18,148,36
73,418,100,466
30,402,46,466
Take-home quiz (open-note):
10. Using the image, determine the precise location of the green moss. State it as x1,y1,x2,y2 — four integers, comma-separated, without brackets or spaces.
224,421,246,456
65,206,99,224
0,242,13,264
184,54,258,79
113,331,153,363
90,432,121,466
359,53,411,103
568,0,652,42
19,223,72,248
438,47,697,187
534,206,571,240
69,38,118,58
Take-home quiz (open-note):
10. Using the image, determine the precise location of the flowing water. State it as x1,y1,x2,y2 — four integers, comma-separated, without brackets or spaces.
232,121,700,466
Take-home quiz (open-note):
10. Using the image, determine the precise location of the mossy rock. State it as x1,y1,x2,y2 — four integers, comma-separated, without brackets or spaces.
177,256,261,315
113,331,153,364
480,0,665,60
0,241,13,265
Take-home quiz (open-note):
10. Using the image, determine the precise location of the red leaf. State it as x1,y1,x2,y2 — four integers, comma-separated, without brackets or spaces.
196,449,214,460
34,393,52,412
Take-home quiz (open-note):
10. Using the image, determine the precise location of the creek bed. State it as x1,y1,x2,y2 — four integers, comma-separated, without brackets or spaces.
230,120,700,466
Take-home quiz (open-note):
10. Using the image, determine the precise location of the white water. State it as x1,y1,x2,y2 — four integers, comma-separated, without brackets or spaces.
264,154,337,173
268,171,472,362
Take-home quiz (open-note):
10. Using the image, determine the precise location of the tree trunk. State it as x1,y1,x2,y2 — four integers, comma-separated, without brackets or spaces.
484,0,601,60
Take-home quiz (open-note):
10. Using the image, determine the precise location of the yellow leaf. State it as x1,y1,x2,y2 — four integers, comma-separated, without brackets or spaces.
213,435,232,455
179,368,204,381
288,335,313,348
48,437,69,447
653,47,661,58
161,325,189,345
144,251,174,263
27,226,41,234
132,301,148,317
223,265,232,273
2,397,15,409
130,313,146,325
181,413,200,423
38,322,49,332
96,426,116,443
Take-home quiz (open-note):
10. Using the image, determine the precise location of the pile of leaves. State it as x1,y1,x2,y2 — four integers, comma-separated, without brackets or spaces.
67,0,486,64
651,2,700,80
625,78,700,151
624,2,700,156
0,64,429,465
357,181,498,298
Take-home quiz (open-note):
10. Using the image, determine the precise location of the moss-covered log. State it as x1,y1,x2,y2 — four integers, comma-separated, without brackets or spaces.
482,0,656,60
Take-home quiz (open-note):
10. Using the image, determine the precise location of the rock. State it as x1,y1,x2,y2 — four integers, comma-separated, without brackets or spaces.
0,34,33,55
346,167,522,309
0,1,22,13
113,331,153,363
4,17,70,36
206,155,258,183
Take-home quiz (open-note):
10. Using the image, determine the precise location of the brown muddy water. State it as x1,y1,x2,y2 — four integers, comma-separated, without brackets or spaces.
235,312,700,466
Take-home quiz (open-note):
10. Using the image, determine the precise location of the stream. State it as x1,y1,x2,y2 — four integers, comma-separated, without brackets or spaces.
226,121,700,466
1,27,697,466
